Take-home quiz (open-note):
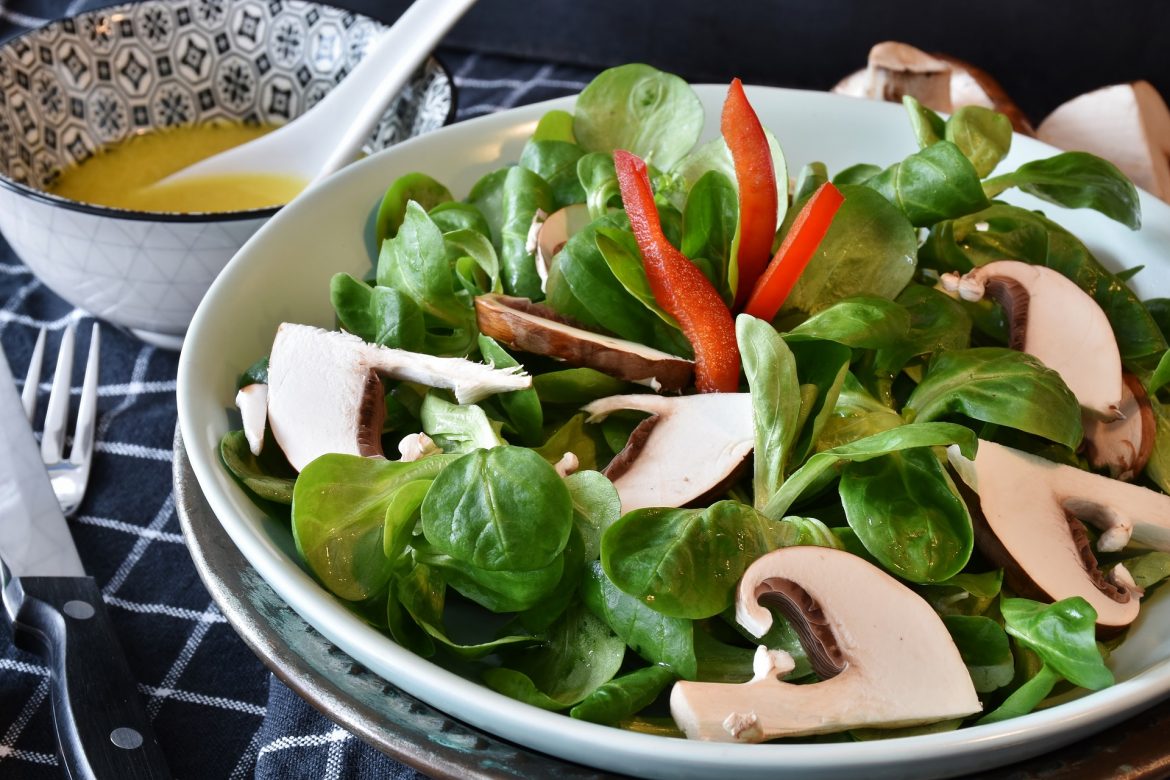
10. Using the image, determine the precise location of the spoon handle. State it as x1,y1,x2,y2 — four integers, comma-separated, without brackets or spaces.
312,0,479,184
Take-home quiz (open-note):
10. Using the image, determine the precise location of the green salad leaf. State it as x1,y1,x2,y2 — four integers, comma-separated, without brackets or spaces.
945,106,1012,178
867,141,990,227
601,501,775,620
983,152,1141,229
375,172,452,244
782,184,918,315
583,562,697,678
1001,597,1113,691
840,447,973,582
573,63,704,170
421,446,572,571
484,602,626,709
292,454,454,601
570,664,676,725
903,347,1084,449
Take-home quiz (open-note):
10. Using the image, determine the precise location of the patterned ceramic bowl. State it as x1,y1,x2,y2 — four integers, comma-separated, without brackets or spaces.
0,0,454,348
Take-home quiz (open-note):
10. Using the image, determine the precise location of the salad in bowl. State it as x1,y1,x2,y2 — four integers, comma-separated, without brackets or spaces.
211,64,1170,745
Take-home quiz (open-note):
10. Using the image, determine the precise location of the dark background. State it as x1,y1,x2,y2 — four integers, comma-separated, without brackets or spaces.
345,0,1169,125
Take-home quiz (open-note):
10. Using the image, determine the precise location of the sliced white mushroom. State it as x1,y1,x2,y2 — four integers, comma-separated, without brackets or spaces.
235,383,268,456
854,42,955,112
525,207,548,254
948,440,1170,632
267,323,530,471
832,42,1031,133
1037,81,1170,202
475,294,694,392
940,260,1123,420
534,204,594,292
1083,373,1156,480
671,546,981,741
582,393,753,512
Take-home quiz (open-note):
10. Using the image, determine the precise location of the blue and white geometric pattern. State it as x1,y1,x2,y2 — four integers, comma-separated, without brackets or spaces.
0,0,453,189
0,0,453,345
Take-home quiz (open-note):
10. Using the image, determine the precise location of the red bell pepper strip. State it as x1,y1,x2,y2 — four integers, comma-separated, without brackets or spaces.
742,182,845,322
722,78,779,311
613,149,740,393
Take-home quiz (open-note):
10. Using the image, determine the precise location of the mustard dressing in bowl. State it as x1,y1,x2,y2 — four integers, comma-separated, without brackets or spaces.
49,124,308,213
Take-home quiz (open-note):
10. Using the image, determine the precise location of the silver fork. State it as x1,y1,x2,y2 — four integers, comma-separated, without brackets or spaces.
20,323,100,517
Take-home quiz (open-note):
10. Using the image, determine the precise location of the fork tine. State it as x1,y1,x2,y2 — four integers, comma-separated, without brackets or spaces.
40,322,76,465
69,323,100,468
21,327,46,421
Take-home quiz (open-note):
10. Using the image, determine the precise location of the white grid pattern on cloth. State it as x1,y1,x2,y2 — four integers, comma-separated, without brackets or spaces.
0,8,602,772
0,247,272,780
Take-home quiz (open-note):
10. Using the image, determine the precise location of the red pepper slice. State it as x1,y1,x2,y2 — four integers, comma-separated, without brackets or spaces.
722,77,779,311
742,182,845,322
614,149,740,393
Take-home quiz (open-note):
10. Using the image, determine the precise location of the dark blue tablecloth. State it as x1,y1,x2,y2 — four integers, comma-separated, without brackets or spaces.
0,2,597,777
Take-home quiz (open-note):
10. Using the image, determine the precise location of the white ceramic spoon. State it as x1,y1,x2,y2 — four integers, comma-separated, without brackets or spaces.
156,0,477,188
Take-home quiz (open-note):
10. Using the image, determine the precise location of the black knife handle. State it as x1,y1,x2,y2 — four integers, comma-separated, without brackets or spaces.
12,576,172,780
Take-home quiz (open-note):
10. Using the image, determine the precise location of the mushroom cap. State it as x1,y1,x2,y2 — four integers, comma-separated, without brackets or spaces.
671,546,980,741
831,43,1031,134
934,53,1034,135
952,260,1124,420
476,294,694,391
268,324,386,471
267,323,531,471
947,440,1170,632
583,393,753,512
862,42,954,112
1037,81,1170,202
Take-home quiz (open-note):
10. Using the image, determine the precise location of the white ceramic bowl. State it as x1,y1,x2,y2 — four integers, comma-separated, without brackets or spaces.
178,86,1170,779
0,0,452,349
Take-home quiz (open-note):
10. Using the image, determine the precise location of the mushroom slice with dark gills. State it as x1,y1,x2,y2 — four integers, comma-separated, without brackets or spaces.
1082,373,1157,480
671,546,981,742
582,393,752,512
940,261,1159,479
941,260,1124,421
475,294,694,391
266,323,530,471
948,440,1170,634
831,42,1033,134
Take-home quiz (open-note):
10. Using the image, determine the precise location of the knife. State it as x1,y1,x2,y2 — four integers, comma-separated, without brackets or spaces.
0,348,171,779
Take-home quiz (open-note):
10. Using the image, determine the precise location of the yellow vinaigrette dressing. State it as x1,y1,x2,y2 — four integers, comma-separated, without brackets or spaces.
50,123,307,213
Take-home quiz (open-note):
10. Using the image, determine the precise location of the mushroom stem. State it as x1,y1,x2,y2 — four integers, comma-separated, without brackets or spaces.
949,440,1170,632
670,547,980,741
397,432,441,462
